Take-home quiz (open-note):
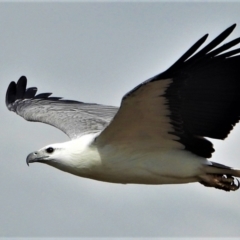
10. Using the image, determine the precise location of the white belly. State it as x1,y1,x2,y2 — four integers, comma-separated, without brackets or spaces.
71,143,209,185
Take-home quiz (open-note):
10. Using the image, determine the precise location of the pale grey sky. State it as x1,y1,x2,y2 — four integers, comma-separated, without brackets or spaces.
1,1,240,238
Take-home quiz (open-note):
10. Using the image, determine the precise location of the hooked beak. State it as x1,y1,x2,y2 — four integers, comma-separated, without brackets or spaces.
26,152,49,166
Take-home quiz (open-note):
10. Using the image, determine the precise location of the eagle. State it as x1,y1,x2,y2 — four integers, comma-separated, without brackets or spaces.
6,24,240,191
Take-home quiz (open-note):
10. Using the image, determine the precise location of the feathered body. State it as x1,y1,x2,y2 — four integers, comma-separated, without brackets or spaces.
39,133,205,185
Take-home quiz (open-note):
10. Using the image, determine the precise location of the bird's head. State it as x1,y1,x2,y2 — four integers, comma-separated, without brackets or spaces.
26,136,98,176
26,143,70,167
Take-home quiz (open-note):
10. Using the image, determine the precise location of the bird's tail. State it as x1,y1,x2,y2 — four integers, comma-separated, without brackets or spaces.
205,161,240,177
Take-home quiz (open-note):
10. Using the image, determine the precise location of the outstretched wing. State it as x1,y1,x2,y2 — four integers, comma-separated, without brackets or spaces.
6,76,118,139
97,24,240,159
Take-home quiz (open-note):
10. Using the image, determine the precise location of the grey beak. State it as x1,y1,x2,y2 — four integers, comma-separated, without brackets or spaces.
26,152,38,166
26,151,49,166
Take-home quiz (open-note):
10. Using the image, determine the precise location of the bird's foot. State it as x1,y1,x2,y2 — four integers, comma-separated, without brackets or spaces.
199,174,240,191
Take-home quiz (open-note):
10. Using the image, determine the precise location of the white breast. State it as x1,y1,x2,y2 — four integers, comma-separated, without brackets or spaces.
73,139,208,185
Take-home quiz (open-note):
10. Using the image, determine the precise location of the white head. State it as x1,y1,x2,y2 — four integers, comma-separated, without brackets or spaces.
26,134,100,176
26,142,75,170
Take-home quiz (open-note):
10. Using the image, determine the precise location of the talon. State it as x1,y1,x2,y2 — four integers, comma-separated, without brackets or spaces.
221,175,234,183
199,174,240,191
232,178,240,190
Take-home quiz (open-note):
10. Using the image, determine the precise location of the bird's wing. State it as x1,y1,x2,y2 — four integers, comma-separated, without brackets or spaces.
6,76,118,139
97,24,240,158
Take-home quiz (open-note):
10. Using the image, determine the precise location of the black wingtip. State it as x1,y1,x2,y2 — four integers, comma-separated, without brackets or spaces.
171,33,209,68
221,23,237,39
24,87,38,99
18,75,27,82
6,76,66,111
228,23,237,31
6,81,16,109
5,76,28,109
16,76,27,99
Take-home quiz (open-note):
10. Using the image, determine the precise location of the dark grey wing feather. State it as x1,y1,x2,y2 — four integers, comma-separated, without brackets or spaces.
24,87,37,98
34,93,52,98
6,76,118,139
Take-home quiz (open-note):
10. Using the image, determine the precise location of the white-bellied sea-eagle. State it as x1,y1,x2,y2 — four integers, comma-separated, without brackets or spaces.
6,24,240,191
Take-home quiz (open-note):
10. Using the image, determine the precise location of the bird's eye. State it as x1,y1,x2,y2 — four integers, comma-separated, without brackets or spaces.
46,147,54,153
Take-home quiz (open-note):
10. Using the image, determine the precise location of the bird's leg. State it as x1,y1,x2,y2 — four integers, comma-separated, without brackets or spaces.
199,174,240,191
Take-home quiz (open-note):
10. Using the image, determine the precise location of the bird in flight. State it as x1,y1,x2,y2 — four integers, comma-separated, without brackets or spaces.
6,24,240,191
